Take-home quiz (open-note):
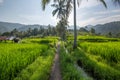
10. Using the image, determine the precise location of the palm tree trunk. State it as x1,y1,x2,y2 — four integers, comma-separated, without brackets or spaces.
73,0,77,49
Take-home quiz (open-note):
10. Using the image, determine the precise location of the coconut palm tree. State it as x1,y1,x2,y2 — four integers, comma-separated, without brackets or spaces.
72,0,120,48
51,0,68,40
41,0,120,48
70,0,107,49
51,0,66,19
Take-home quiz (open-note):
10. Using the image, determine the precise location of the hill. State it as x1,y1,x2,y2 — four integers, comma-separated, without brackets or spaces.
0,22,23,33
84,21,120,35
0,21,120,35
0,21,50,33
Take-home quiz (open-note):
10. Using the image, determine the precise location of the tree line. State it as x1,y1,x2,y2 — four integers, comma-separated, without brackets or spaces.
0,25,57,38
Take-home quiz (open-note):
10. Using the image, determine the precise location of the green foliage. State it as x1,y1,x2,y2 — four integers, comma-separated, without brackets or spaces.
2,25,57,38
77,36,120,42
72,48,120,80
65,36,120,80
60,45,92,80
90,28,95,35
14,48,55,80
0,38,57,80
79,42,120,65
0,43,48,80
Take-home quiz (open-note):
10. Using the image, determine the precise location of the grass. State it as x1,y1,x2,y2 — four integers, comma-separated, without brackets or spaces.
0,38,57,80
63,36,120,80
1,35,120,80
71,48,120,80
79,42,120,70
14,48,55,80
60,43,92,80
0,43,48,80
67,35,120,42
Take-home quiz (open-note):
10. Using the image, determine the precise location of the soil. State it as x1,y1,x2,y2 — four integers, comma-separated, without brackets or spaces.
49,42,62,80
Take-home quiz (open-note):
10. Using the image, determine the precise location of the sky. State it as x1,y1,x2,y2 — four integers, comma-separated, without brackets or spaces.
0,0,120,27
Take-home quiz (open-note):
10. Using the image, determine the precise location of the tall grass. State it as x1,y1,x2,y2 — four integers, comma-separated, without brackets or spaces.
0,43,48,80
14,48,55,80
60,44,93,80
79,42,120,64
72,48,120,80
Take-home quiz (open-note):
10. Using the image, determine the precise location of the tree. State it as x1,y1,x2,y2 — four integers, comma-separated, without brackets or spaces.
68,0,107,48
90,28,96,35
32,28,39,36
2,32,11,36
41,0,120,48
51,0,67,19
56,19,67,40
108,32,112,37
116,32,120,38
11,28,19,37
51,0,68,40
27,28,32,36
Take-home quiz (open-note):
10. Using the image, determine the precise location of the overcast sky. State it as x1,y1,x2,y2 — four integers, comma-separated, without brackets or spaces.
0,0,120,27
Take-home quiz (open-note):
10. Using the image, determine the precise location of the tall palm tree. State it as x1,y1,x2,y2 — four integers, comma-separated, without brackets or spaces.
41,0,120,48
51,0,66,19
72,0,120,48
73,0,77,49
51,0,68,40
73,0,107,48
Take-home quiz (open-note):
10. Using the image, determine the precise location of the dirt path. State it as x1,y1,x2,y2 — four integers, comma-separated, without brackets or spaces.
49,42,62,80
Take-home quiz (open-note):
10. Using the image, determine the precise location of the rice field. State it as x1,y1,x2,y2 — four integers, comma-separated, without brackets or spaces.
64,36,120,80
0,38,56,80
77,41,120,80
1,35,120,80
79,42,120,66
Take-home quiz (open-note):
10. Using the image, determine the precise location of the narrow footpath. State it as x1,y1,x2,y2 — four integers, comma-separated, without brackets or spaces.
49,42,62,80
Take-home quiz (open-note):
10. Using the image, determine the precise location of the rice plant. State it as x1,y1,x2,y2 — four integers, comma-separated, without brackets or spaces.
0,42,48,80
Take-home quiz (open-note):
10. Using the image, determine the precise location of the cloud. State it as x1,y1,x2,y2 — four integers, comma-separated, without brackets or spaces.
93,15,120,24
19,14,57,25
78,14,120,27
94,9,120,15
0,0,3,4
79,18,96,27
78,0,101,9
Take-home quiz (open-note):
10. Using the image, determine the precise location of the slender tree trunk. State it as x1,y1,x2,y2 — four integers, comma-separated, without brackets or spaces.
73,0,77,49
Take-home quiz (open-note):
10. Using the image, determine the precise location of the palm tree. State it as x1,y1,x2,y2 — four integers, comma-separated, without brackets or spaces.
41,0,120,48
51,0,66,19
51,0,68,40
72,0,108,49
56,18,67,40
73,0,77,49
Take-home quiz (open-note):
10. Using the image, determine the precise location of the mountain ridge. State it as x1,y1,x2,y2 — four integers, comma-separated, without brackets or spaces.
0,21,120,35
83,21,120,35
0,21,52,33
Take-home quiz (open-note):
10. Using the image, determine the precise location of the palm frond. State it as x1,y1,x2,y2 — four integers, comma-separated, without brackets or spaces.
41,0,51,10
51,4,59,8
52,9,59,16
99,0,107,8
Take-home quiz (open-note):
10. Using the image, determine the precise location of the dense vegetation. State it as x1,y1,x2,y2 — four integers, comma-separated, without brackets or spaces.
0,35,120,80
0,37,57,80
60,44,92,80
1,26,57,38
0,0,120,80
63,36,120,80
